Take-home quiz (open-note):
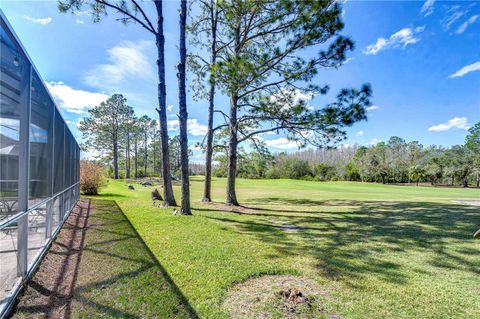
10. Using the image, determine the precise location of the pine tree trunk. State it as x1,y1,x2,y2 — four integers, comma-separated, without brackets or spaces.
134,139,138,179
153,133,156,176
225,15,241,206
125,148,128,178
226,94,239,206
202,0,218,203
178,0,191,215
144,131,148,177
203,89,214,201
155,0,177,206
126,130,131,179
113,132,119,179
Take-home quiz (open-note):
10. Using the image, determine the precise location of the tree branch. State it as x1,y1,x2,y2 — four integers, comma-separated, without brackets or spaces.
238,126,285,143
95,0,157,34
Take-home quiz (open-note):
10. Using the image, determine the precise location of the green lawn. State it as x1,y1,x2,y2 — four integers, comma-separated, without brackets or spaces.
93,178,480,319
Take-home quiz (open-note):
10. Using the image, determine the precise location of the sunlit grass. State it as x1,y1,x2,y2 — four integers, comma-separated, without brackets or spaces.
94,177,480,318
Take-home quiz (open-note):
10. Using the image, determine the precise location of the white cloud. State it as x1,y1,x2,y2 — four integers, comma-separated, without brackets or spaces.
75,19,84,24
421,0,435,17
363,26,425,55
187,119,208,136
442,5,468,31
342,57,355,65
23,15,52,25
449,61,480,78
167,105,174,112
189,144,203,151
265,137,299,149
356,130,364,137
168,118,208,136
74,10,91,16
456,15,479,34
84,40,154,89
46,81,108,114
270,88,314,111
367,138,381,146
366,105,380,111
428,117,470,132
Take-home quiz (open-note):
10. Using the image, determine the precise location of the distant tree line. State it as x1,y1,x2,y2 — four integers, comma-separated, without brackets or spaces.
213,123,480,187
78,94,192,180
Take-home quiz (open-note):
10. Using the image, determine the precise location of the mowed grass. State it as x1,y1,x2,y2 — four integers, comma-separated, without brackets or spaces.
71,199,195,319
94,178,480,319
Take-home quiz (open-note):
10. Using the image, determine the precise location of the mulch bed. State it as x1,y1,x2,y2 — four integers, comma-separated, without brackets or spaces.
10,198,91,319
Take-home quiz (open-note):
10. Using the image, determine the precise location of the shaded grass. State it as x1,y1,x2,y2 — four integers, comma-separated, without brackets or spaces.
95,178,480,319
72,198,196,318
14,198,196,319
73,199,197,318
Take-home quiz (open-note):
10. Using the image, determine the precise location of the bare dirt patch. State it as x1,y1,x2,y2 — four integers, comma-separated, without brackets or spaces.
11,198,91,319
223,275,339,319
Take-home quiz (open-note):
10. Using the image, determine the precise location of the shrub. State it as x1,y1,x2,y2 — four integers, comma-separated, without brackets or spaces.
270,158,312,179
313,163,338,181
343,161,361,181
80,160,107,195
265,167,280,179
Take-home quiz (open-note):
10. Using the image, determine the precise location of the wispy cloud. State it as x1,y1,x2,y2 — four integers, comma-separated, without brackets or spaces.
168,118,208,136
342,57,355,65
23,15,52,25
456,15,479,34
442,5,468,31
428,117,470,132
75,19,84,24
84,40,154,90
449,61,480,78
265,137,299,149
356,130,364,137
421,0,435,17
46,81,108,114
366,138,381,146
363,26,425,55
366,105,380,111
74,10,91,16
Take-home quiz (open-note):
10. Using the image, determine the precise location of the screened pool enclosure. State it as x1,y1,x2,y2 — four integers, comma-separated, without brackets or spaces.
0,12,80,317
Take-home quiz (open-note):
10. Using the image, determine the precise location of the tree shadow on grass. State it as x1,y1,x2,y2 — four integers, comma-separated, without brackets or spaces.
12,198,198,319
203,199,480,287
89,192,128,199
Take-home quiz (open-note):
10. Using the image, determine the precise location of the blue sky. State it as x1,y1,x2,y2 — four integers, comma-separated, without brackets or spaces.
1,0,479,160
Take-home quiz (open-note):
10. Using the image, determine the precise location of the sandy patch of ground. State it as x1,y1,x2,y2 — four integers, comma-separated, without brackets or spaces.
223,275,339,319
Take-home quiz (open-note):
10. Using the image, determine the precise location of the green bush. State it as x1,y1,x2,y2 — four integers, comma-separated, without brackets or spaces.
313,163,338,181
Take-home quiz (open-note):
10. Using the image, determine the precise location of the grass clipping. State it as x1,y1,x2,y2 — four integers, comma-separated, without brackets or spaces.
223,275,339,319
